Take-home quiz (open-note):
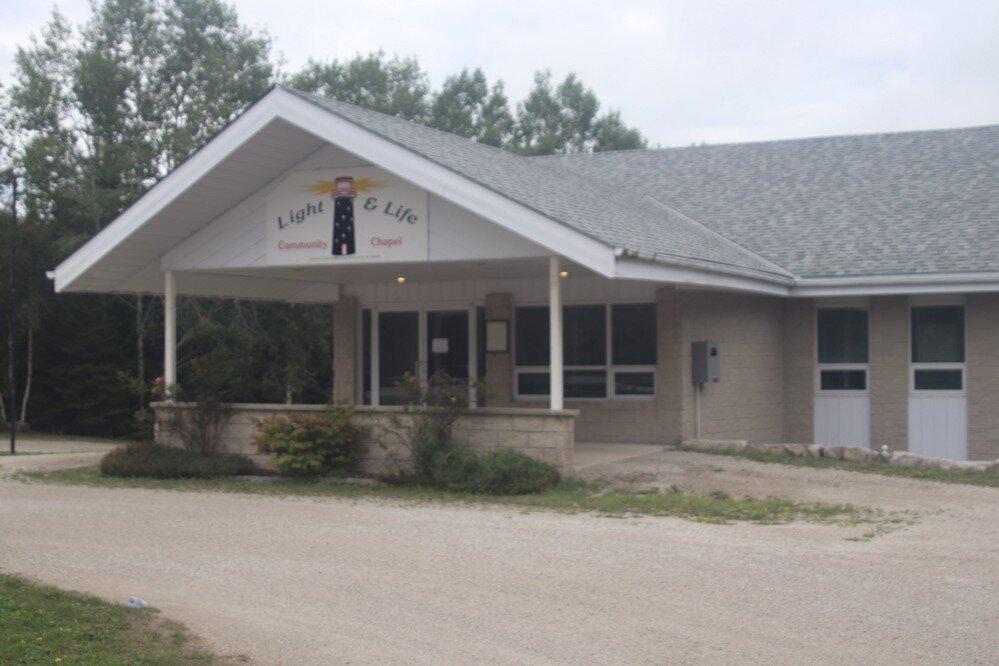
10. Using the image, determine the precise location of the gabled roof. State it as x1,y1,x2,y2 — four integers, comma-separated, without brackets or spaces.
541,125,999,279
282,87,792,280
50,84,999,299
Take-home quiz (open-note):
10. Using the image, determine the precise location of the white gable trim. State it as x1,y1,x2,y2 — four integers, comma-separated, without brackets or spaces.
52,87,616,293
615,257,792,296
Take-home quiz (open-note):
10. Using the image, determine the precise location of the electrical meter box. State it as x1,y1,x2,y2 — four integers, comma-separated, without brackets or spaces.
692,341,720,383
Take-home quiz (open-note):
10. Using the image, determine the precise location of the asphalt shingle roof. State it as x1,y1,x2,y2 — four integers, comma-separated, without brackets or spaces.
286,87,791,280
287,86,999,280
542,126,999,278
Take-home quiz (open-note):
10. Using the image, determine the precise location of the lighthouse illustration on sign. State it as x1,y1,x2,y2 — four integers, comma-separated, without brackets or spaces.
301,176,387,256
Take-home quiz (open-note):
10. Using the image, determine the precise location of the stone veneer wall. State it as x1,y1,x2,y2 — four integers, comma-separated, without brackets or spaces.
868,296,909,452
966,293,999,461
152,403,577,474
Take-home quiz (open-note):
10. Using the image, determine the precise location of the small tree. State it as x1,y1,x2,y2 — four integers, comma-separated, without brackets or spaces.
159,322,250,456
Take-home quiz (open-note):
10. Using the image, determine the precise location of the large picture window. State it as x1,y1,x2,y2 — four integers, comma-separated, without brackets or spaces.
816,307,869,391
515,303,656,400
911,305,965,391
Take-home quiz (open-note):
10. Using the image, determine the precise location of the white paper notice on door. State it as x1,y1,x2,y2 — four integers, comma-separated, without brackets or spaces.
431,337,449,354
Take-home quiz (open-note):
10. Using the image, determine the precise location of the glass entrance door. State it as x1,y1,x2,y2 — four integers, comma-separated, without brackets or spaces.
427,310,469,380
378,311,419,405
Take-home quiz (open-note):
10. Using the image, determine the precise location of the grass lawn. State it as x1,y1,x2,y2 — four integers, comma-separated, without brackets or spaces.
0,573,225,664
700,449,998,488
16,465,887,526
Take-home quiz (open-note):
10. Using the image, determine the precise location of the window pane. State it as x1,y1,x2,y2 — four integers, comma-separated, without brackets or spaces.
820,369,867,391
914,369,963,391
362,309,372,404
517,372,549,395
615,371,655,396
515,307,548,365
565,370,607,398
912,306,965,363
378,312,419,406
564,305,606,366
817,308,869,364
612,304,657,365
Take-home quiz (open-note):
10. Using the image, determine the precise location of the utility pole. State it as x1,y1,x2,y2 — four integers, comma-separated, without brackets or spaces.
3,168,17,455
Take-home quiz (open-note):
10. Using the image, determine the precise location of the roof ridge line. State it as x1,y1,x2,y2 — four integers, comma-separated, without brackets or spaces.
643,195,796,278
528,122,999,157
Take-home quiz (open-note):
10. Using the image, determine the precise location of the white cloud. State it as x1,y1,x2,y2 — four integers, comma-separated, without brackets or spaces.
2,0,997,146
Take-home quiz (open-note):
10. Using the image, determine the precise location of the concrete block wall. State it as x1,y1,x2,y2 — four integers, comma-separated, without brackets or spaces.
332,297,358,403
783,299,815,442
966,293,999,461
483,293,515,407
152,403,576,474
869,296,909,452
677,290,787,442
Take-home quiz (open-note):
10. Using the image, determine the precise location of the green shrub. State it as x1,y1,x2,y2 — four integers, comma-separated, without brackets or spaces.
100,443,257,479
388,372,562,495
469,449,561,494
253,404,363,477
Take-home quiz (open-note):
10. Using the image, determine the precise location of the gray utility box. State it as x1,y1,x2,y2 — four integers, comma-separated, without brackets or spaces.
691,341,720,383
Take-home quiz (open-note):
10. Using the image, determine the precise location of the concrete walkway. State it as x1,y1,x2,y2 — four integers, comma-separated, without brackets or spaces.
0,436,118,476
1,458,996,664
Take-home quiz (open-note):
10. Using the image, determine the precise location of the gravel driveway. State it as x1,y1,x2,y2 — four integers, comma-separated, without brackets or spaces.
1,453,997,664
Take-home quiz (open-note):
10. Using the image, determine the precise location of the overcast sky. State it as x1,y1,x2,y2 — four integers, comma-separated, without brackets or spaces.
3,0,998,147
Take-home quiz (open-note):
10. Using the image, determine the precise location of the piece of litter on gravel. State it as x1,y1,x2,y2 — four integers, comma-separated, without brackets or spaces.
128,596,149,609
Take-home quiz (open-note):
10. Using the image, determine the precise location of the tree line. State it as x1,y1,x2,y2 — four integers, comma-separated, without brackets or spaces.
0,0,647,438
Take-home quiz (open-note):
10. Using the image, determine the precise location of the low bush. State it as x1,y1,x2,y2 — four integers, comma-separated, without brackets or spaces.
253,404,363,477
100,443,257,479
447,448,562,495
387,372,562,495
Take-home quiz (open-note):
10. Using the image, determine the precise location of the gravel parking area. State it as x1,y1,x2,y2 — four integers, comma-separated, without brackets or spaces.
1,448,997,665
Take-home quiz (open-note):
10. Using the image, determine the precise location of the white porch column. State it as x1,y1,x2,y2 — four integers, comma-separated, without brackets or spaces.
549,256,564,410
163,270,177,395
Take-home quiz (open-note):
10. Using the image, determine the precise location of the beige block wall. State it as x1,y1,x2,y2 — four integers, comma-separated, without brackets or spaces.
677,290,787,442
153,403,576,474
783,299,815,442
332,297,358,403
966,294,999,461
571,287,683,445
869,296,909,452
484,293,515,406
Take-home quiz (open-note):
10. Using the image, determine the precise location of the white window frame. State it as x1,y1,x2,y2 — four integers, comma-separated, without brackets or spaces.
815,305,870,395
909,300,967,396
513,302,657,402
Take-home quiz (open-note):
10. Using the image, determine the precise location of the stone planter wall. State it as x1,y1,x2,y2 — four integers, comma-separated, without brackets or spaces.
151,402,577,475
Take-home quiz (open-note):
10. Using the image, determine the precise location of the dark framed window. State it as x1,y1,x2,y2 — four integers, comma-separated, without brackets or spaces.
515,306,549,366
564,305,606,366
614,371,655,396
362,309,372,404
819,369,867,391
817,308,869,363
913,369,963,391
565,370,607,398
612,304,657,365
911,306,965,363
514,302,657,399
517,372,549,396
